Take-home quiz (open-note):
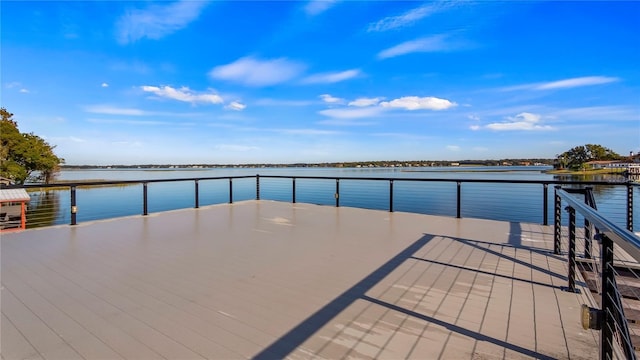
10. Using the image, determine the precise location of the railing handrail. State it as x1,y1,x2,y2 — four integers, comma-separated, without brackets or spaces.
2,174,637,189
557,188,640,262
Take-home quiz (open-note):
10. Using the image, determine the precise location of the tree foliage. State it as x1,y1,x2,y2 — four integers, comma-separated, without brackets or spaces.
555,144,622,170
0,108,64,184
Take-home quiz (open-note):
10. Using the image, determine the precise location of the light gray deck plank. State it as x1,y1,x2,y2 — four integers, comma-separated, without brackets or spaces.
2,200,599,359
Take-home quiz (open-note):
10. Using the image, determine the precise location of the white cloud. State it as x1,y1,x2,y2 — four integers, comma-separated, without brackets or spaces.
469,125,480,131
209,56,305,87
378,34,458,59
368,2,451,32
215,144,259,152
319,94,345,104
5,82,22,89
116,0,209,44
305,0,338,16
19,88,29,93
101,83,109,88
486,112,553,131
446,145,461,151
302,69,360,84
141,85,223,104
225,101,246,111
535,76,619,90
379,96,457,110
319,107,383,119
468,114,480,121
87,118,178,126
348,97,382,107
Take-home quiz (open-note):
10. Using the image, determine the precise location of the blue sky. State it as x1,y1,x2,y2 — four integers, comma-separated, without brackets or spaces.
2,0,639,165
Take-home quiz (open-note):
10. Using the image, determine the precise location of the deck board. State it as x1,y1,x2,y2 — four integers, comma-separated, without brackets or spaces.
2,200,599,359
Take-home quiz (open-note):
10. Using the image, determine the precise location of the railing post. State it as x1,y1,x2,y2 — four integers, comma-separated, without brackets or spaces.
143,182,148,215
456,181,461,219
554,186,562,254
628,183,634,232
543,183,549,225
335,179,340,207
601,233,615,360
194,180,199,209
292,178,296,203
256,174,260,200
229,178,233,204
389,180,394,212
70,185,77,225
584,187,592,259
564,206,579,293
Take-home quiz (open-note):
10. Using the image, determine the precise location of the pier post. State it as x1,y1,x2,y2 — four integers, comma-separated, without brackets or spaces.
628,183,634,232
256,174,260,200
564,206,579,293
543,183,548,225
292,178,296,203
229,178,233,204
335,179,340,207
194,180,199,209
554,186,562,254
143,182,148,215
584,187,593,259
601,234,614,360
70,186,77,225
389,180,394,212
456,181,461,219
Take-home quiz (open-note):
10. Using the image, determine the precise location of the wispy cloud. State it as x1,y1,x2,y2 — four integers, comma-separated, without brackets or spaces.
19,88,30,93
277,128,342,135
319,107,384,119
319,94,345,104
305,0,338,16
225,101,246,111
484,112,554,131
380,96,457,110
368,2,455,32
87,118,180,126
536,76,619,90
302,69,361,84
6,81,29,93
84,105,202,117
101,83,109,88
141,85,223,104
377,34,463,59
254,98,314,107
348,97,383,107
446,145,461,151
209,56,306,87
501,76,620,91
116,0,210,44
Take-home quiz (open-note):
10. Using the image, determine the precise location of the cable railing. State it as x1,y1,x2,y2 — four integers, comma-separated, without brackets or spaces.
555,187,640,359
1,175,637,231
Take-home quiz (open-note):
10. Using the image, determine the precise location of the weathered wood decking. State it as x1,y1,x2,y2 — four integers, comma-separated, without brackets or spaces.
2,200,598,359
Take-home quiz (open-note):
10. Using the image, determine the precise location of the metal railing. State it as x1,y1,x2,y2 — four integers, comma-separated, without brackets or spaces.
1,175,637,230
555,187,640,359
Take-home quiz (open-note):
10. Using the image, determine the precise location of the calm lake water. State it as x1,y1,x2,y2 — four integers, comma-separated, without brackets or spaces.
24,166,639,230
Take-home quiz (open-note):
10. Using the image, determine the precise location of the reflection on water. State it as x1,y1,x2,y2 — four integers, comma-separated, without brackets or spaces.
26,190,62,228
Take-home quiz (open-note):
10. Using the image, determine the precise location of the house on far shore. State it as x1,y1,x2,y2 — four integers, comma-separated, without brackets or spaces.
584,160,619,170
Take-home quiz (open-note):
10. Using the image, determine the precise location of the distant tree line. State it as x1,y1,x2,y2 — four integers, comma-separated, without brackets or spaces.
62,158,553,170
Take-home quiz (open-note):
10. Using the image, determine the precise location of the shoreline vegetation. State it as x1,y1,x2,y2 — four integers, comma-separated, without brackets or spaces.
61,159,553,170
543,168,627,175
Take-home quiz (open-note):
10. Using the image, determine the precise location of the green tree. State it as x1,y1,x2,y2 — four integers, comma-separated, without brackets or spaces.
556,144,622,170
0,108,64,184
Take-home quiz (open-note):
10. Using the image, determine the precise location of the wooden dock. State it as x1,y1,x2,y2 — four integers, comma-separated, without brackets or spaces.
2,200,599,359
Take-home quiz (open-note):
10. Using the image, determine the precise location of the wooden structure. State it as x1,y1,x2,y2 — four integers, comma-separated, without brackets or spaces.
0,188,30,231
